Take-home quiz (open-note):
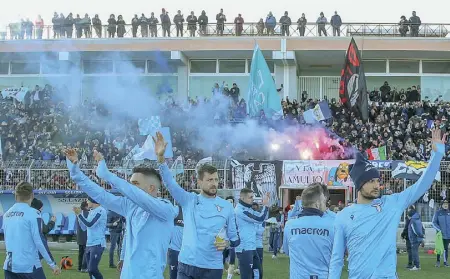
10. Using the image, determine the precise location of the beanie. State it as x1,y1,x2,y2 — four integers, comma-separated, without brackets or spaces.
350,153,380,192
87,196,99,204
31,198,43,211
407,205,416,217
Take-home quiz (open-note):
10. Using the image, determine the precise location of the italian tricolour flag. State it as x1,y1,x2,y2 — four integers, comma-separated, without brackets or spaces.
366,146,386,160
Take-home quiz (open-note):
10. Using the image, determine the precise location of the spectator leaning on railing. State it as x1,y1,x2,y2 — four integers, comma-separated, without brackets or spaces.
1,9,444,39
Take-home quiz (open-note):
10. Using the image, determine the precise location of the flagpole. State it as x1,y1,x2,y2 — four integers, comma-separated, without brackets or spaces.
224,157,228,189
361,37,365,59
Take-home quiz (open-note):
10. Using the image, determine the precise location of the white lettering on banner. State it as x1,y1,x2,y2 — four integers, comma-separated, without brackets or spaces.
282,160,355,187
1,87,29,103
37,191,57,195
47,196,89,214
348,74,359,107
369,161,391,169
287,175,324,185
56,198,87,204
391,163,441,181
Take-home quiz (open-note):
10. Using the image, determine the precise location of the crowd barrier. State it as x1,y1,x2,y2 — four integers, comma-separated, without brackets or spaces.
1,159,449,199
1,22,449,40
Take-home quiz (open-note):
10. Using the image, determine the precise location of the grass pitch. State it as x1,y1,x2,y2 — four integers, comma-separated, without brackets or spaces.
0,249,446,278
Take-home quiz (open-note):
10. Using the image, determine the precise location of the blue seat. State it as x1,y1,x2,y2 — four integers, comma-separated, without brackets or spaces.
60,216,69,234
48,213,64,235
62,213,77,235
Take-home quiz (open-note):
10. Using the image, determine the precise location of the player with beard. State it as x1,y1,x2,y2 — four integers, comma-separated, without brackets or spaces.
328,128,446,279
153,131,240,279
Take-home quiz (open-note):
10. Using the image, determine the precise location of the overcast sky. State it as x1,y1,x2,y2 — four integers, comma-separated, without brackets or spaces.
0,0,446,29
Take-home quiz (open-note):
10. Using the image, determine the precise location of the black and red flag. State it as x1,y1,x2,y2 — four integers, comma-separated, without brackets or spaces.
339,38,369,121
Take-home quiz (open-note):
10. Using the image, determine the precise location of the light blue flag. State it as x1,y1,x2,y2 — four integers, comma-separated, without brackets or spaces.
171,156,184,177
123,144,141,162
303,109,318,124
304,101,332,124
138,116,162,136
312,101,332,121
1,87,29,103
133,127,174,160
247,44,282,118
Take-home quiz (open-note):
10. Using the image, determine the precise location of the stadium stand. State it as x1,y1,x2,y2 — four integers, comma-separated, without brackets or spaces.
0,11,450,240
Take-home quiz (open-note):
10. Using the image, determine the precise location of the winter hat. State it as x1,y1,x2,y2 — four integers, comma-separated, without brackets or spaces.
407,205,416,217
31,198,44,211
350,153,380,192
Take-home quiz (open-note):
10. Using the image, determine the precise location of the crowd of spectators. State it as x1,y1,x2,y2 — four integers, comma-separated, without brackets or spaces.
1,80,450,191
284,96,450,161
369,81,422,103
2,9,426,39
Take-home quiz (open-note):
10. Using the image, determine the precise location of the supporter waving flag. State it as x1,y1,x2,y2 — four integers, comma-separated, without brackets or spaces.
339,38,369,121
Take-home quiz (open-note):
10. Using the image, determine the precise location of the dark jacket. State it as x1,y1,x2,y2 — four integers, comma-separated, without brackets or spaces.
401,217,411,239
198,13,208,26
76,210,89,246
38,216,54,260
42,219,55,235
408,211,424,244
174,14,184,26
107,211,124,234
433,209,450,239
330,14,342,27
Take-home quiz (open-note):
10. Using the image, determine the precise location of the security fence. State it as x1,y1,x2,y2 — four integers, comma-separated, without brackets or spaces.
1,160,449,222
0,159,230,201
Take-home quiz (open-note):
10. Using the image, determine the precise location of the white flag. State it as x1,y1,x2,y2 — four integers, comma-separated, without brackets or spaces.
1,87,29,103
133,135,155,160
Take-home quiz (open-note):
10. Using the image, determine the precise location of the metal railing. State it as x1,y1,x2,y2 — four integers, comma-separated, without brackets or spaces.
0,159,230,198
1,160,449,215
1,22,448,40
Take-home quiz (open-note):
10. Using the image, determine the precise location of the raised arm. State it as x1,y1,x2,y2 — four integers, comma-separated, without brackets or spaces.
237,206,269,224
153,131,195,206
393,137,445,210
31,215,57,270
78,209,104,228
77,215,87,231
66,157,132,217
328,217,346,279
96,159,178,221
288,199,302,220
158,162,194,207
